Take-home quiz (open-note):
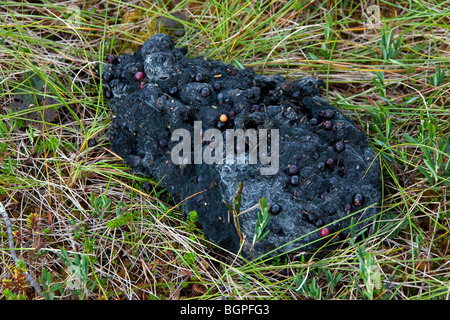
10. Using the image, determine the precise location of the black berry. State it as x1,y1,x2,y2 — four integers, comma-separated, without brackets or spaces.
289,175,300,186
102,71,113,82
200,87,210,97
269,204,282,215
106,54,115,64
353,193,364,206
323,109,336,120
194,72,204,82
323,120,333,130
287,165,299,176
335,141,345,153
325,158,335,168
213,83,221,92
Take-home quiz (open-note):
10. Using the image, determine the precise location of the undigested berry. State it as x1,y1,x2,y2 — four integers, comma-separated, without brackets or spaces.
322,120,333,131
323,109,336,120
134,71,145,82
353,193,364,206
106,54,115,64
335,141,345,153
269,204,282,215
194,72,204,82
200,87,210,97
219,114,228,123
319,227,330,237
287,165,299,176
325,158,335,168
289,175,300,186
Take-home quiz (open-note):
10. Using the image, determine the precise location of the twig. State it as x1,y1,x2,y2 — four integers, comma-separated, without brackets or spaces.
0,201,42,294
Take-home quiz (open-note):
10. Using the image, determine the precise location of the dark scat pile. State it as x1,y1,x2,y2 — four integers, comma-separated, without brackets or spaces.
102,33,382,259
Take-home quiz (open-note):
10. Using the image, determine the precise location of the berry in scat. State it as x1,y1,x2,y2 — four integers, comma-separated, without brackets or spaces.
269,204,282,215
194,73,204,82
335,141,345,153
289,175,300,186
319,227,330,237
287,165,299,176
134,71,146,82
106,54,115,64
353,193,364,206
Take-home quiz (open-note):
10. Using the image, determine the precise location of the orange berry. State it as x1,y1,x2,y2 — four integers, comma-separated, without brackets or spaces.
219,114,228,123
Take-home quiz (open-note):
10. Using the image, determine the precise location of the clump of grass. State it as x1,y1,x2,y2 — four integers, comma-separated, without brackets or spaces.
0,0,449,300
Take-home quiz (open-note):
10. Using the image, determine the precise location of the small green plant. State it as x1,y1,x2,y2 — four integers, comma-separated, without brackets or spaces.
107,203,141,229
2,289,26,300
90,192,111,218
251,198,270,249
186,210,199,233
40,268,62,300
430,64,446,87
223,182,244,242
356,245,382,300
58,247,100,299
380,26,402,60
293,268,343,300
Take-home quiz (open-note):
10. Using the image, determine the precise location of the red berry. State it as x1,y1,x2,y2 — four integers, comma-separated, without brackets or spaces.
319,227,330,237
134,71,145,81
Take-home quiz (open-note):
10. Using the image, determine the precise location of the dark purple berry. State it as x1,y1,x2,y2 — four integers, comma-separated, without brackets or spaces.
325,158,335,168
102,71,113,82
323,120,333,130
309,118,318,125
106,54,115,64
323,109,336,120
335,141,345,153
194,72,204,82
315,219,324,227
353,193,364,206
287,165,299,176
289,175,300,186
229,110,236,117
134,71,145,81
269,204,282,215
213,83,221,92
200,87,210,97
